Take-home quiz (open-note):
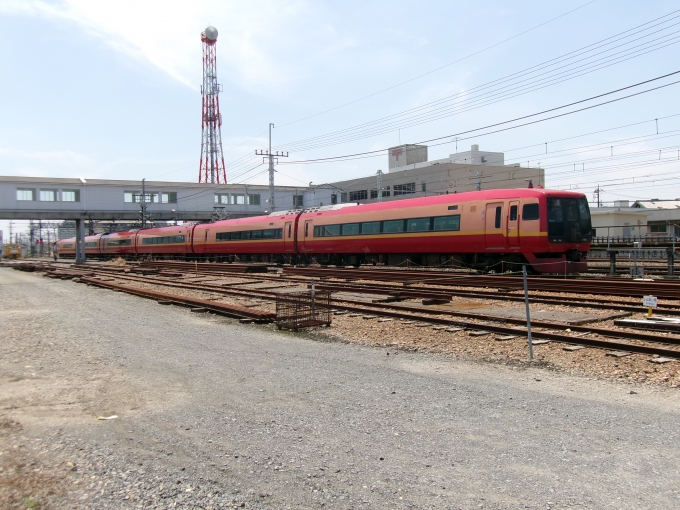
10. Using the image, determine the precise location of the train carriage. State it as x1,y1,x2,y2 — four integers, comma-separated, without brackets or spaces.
84,235,102,257
56,238,76,258
55,235,101,259
136,225,194,258
297,188,591,272
192,213,297,262
100,231,138,257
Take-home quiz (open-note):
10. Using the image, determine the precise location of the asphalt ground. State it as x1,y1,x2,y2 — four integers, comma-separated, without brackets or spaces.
1,268,679,509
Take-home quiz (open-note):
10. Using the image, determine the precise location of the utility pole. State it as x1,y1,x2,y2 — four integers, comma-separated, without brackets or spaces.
256,123,288,213
140,178,150,228
593,185,603,207
474,171,481,191
376,170,384,202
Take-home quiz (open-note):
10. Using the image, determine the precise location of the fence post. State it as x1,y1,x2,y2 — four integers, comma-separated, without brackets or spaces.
523,265,534,361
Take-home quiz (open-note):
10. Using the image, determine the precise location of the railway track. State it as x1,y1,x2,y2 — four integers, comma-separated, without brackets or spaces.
282,267,680,299
24,263,680,360
20,260,680,314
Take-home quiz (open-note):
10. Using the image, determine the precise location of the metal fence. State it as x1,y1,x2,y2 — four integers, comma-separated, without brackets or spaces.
275,290,333,331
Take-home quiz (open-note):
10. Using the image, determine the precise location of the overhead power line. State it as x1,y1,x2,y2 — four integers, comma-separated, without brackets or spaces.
274,11,680,153
276,0,600,128
277,70,680,165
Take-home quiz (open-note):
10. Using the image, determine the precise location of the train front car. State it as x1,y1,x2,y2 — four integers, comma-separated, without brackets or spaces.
193,212,296,263
526,191,592,273
136,225,194,259
297,189,591,274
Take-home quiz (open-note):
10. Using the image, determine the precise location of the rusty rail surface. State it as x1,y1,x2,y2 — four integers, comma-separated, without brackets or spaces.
78,276,275,323
283,267,680,299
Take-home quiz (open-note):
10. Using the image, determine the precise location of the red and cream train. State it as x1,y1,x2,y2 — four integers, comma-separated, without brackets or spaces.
57,188,593,273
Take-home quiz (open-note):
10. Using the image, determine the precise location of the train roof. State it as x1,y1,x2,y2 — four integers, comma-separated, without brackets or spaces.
298,187,585,217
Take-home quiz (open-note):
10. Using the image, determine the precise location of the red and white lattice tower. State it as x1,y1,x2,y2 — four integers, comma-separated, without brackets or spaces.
198,26,227,184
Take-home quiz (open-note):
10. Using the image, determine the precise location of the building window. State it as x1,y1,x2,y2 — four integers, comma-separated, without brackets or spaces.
39,190,56,201
17,189,35,201
214,193,229,204
161,192,177,204
650,224,667,233
247,194,260,205
61,190,80,202
231,194,246,205
293,195,304,207
125,191,158,203
331,194,337,205
383,186,391,197
422,182,426,193
349,190,367,201
340,192,347,203
394,183,415,196
370,189,377,199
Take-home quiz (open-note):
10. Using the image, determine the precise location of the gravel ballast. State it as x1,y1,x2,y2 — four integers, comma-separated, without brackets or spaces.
1,267,680,509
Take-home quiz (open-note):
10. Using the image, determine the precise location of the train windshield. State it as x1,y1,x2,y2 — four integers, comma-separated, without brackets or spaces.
547,197,592,243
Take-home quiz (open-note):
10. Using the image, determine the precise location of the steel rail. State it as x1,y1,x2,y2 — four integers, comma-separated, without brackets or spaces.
282,267,680,299
306,282,680,316
77,276,275,322
65,268,680,350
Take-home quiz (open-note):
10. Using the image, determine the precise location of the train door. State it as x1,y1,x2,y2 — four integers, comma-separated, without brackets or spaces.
485,203,505,249
284,221,293,252
507,200,520,247
204,229,210,253
302,220,313,252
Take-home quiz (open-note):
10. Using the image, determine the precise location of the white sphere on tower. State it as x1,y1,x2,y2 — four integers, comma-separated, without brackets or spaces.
204,26,218,41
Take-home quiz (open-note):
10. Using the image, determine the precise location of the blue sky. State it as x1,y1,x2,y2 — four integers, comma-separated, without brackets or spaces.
1,0,679,241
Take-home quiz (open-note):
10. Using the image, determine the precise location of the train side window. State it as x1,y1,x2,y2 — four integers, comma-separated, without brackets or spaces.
494,207,502,229
251,230,263,239
433,215,460,231
341,223,360,236
241,231,252,240
522,203,539,220
288,224,292,238
231,232,241,240
361,221,380,234
510,205,518,221
383,220,405,233
407,218,430,232
324,225,340,236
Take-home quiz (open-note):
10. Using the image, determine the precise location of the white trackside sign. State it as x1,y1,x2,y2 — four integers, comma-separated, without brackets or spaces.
643,295,658,308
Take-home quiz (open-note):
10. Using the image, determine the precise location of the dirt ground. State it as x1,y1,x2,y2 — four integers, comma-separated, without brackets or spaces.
2,267,680,509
